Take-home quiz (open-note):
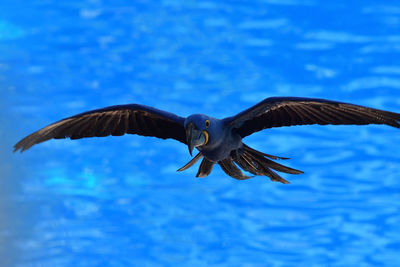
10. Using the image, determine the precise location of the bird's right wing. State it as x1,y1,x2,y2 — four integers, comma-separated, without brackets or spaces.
223,97,400,138
14,104,186,152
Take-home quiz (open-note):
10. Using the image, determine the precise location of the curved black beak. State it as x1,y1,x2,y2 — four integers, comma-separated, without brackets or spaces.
186,122,207,156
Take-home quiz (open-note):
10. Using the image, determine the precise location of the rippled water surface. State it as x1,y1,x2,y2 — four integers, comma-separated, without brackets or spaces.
1,1,400,266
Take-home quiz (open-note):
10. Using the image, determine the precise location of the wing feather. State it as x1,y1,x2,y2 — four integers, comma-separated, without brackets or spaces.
224,97,400,138
14,104,186,152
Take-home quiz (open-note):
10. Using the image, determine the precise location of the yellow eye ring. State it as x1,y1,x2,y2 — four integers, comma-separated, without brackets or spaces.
205,120,210,128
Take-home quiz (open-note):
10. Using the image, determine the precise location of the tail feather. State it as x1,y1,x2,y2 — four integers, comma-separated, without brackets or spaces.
177,152,203,172
233,150,264,176
196,158,215,178
264,167,291,184
245,150,303,175
243,144,289,160
219,158,251,180
245,153,290,184
177,145,302,184
232,144,303,184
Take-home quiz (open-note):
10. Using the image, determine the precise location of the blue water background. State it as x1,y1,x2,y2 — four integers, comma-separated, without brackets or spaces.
2,0,400,266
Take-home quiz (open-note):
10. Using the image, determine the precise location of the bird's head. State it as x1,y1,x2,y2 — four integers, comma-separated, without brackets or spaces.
184,114,215,156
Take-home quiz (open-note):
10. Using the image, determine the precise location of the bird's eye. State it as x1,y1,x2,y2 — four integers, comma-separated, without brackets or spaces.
205,120,210,128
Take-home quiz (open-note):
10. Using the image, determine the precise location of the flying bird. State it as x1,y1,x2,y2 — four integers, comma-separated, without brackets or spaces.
14,97,400,184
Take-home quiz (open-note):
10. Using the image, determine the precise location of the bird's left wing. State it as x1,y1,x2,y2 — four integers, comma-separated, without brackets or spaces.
14,104,186,152
223,97,400,138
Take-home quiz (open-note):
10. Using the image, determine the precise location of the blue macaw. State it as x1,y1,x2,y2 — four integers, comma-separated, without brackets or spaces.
14,97,400,183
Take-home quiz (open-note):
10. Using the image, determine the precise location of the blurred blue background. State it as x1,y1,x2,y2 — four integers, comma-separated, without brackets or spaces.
2,0,400,266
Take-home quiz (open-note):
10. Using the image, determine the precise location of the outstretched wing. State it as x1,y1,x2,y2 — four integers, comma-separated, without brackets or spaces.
14,104,186,152
224,97,400,138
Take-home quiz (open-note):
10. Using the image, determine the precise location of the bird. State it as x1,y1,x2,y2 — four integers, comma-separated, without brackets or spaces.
14,97,400,184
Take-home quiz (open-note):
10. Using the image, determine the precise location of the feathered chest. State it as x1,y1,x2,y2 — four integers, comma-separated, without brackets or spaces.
198,128,242,162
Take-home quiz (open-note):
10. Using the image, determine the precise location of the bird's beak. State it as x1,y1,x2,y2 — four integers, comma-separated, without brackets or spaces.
186,122,208,156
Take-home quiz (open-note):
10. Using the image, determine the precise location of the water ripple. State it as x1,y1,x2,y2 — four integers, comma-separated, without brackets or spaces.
3,0,400,266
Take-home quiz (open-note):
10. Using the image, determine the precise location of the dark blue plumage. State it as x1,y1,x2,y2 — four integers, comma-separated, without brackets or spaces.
14,97,400,183
184,114,242,162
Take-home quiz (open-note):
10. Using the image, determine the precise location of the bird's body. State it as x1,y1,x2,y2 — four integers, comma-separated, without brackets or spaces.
14,97,400,183
187,115,242,162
